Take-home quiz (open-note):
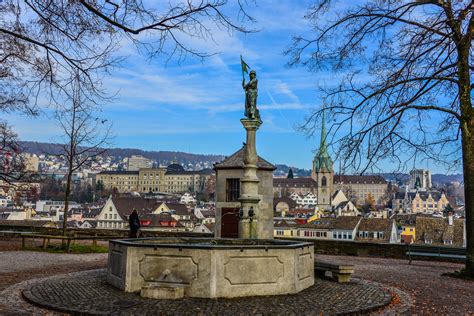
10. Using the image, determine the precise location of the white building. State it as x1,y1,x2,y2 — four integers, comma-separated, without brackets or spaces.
127,155,152,171
0,195,9,207
180,192,196,205
409,169,432,190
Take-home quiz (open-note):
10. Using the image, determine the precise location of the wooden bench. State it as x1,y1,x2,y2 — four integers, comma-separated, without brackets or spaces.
20,233,119,252
406,244,466,264
315,261,355,283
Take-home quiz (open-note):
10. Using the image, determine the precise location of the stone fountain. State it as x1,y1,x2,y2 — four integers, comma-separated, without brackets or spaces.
107,64,314,299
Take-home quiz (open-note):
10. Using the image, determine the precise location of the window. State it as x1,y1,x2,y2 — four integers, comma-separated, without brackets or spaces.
321,176,327,187
348,234,352,239
333,232,337,239
104,214,108,219
226,179,240,202
114,214,117,220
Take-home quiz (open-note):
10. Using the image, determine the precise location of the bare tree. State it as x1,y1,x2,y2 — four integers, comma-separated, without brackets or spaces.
0,120,36,184
287,1,473,276
57,73,112,236
1,1,253,189
1,0,253,112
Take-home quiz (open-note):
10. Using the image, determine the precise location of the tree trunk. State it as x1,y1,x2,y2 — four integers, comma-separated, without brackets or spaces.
62,164,73,236
457,34,473,276
461,115,474,276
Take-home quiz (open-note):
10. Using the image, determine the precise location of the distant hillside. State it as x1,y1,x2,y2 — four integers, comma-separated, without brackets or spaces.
274,164,311,177
19,141,225,166
19,141,464,183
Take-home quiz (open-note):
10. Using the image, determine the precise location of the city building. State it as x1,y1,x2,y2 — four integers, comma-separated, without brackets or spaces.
127,155,152,171
96,196,188,230
273,197,297,217
394,214,417,244
331,190,360,217
95,171,139,193
334,175,388,206
273,178,317,197
274,218,300,237
180,192,196,205
356,218,398,243
409,169,432,190
95,163,214,195
415,215,465,247
23,154,39,172
392,190,449,213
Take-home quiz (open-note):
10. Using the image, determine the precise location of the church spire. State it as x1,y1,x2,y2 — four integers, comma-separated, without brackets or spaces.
313,107,333,173
319,107,329,158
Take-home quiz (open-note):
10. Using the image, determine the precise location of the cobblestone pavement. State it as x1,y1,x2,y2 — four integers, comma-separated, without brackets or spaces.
318,255,474,315
19,269,393,315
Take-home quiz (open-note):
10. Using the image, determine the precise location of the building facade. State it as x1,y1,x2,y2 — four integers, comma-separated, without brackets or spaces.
96,171,139,193
409,169,432,190
392,190,449,213
96,163,213,195
127,155,152,171
334,175,388,206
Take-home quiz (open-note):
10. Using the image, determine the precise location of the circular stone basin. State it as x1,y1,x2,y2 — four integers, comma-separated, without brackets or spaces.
107,237,314,298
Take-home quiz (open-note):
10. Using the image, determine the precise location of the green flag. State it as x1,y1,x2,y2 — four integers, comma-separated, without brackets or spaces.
240,55,250,80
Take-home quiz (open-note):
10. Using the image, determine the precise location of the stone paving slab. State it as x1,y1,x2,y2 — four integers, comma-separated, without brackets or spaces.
20,269,395,315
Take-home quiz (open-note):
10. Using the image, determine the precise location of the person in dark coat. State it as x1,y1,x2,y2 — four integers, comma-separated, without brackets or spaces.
128,209,141,238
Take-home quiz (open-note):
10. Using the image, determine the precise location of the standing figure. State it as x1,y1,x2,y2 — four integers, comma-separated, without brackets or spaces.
242,70,260,120
128,208,141,238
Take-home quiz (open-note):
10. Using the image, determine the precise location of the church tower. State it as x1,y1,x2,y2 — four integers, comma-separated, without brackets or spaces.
312,109,334,210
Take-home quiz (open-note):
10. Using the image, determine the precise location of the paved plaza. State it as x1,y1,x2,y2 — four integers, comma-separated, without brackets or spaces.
0,247,472,314
20,269,394,315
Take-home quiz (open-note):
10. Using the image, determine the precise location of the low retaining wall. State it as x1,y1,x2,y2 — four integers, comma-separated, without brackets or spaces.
0,224,211,238
278,237,466,263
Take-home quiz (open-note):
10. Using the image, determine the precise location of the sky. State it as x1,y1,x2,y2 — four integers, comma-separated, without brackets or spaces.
3,0,460,173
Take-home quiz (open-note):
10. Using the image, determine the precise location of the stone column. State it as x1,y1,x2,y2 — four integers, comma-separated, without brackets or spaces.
239,118,262,239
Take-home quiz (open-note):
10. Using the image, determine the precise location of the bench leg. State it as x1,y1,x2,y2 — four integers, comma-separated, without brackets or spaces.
42,238,47,249
333,273,351,283
315,269,326,278
66,239,72,253
21,237,25,249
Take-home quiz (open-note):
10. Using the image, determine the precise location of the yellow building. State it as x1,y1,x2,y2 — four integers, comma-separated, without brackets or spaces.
395,214,417,243
393,191,449,213
273,218,300,237
95,171,139,193
96,163,213,195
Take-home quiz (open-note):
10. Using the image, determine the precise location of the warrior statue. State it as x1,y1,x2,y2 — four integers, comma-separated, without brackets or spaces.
241,56,260,120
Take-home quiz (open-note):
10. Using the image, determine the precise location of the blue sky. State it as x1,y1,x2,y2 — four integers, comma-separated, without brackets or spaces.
3,1,458,173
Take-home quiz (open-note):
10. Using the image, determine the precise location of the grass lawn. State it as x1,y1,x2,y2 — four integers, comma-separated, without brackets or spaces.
24,243,108,254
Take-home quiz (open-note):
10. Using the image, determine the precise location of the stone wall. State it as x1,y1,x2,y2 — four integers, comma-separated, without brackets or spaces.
278,237,466,263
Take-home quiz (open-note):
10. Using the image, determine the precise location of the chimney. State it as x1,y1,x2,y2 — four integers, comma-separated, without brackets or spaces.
448,212,453,226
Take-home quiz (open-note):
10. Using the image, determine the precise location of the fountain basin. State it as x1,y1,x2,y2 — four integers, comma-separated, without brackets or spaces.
107,237,314,298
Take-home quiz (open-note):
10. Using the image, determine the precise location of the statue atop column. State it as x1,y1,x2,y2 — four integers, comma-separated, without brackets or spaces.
241,56,260,121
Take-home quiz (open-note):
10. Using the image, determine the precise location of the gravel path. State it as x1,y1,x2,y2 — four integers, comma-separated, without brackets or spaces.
0,251,107,273
318,254,474,315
